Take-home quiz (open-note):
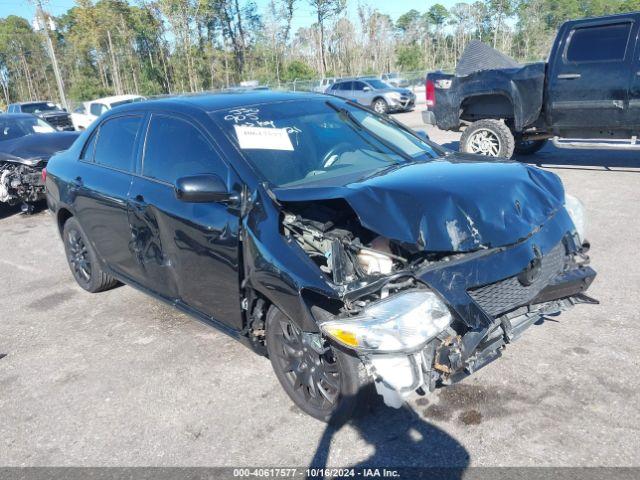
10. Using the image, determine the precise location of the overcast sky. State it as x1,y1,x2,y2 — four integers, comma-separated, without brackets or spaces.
4,0,459,29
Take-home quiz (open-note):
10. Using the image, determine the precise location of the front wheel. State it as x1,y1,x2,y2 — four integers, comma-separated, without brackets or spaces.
372,98,388,114
460,119,515,158
265,306,371,424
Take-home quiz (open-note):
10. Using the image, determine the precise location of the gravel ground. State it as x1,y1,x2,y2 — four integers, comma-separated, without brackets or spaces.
0,107,639,468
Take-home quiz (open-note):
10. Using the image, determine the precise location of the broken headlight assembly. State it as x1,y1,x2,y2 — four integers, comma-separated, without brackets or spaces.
320,290,452,353
564,193,586,242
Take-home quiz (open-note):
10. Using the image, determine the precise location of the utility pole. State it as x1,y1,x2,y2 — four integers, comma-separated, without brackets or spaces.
32,0,68,110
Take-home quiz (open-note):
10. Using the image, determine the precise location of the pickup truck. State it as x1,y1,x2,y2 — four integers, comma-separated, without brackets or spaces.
424,12,640,158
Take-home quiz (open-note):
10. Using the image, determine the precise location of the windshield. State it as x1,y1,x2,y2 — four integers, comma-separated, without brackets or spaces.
20,102,59,114
111,97,145,108
212,99,440,187
365,79,392,89
0,117,55,141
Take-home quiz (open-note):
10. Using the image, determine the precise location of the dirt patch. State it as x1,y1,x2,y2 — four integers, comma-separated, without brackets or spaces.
422,382,542,424
28,289,77,311
459,409,482,425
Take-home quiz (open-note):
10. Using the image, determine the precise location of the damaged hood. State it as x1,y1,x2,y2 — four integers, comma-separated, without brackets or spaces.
0,132,79,166
273,155,565,253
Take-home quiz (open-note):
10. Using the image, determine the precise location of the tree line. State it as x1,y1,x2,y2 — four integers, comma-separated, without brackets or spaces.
1,0,640,106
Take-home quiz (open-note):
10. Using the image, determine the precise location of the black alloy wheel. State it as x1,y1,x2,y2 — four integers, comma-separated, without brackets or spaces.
62,217,119,293
67,228,91,284
265,307,371,423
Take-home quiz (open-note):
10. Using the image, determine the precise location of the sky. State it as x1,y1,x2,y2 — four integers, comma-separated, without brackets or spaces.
3,0,459,30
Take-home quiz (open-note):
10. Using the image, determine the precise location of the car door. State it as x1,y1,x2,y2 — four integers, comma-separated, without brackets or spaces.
127,113,243,329
72,114,144,280
547,18,635,130
333,81,352,100
351,81,369,105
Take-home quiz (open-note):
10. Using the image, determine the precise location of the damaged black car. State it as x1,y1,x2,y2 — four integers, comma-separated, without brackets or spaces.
0,114,79,211
45,92,596,422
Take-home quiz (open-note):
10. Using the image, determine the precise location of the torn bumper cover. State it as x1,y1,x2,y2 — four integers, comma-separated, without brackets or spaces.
320,209,595,408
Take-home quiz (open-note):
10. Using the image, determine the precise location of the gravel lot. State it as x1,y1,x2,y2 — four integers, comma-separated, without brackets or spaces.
1,107,639,468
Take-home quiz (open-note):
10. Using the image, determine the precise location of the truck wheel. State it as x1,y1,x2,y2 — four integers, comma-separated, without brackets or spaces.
514,139,547,155
265,306,372,424
460,119,515,158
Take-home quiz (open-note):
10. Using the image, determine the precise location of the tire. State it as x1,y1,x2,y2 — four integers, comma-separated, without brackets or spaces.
514,139,547,155
62,217,119,293
460,119,515,158
372,98,388,114
265,306,372,424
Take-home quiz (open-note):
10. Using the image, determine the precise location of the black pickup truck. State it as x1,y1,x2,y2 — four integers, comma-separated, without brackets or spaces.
424,12,640,158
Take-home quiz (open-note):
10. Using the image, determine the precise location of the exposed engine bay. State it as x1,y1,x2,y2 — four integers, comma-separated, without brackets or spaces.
278,197,596,408
0,160,45,206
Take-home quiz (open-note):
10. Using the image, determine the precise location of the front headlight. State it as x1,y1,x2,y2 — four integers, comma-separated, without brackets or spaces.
387,92,402,100
320,290,452,353
565,193,586,242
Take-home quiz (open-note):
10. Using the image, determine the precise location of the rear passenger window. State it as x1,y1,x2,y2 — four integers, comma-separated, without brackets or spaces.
93,116,142,172
81,130,98,160
566,23,631,62
142,115,224,184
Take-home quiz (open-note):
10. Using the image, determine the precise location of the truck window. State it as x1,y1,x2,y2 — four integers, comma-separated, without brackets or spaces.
566,22,631,63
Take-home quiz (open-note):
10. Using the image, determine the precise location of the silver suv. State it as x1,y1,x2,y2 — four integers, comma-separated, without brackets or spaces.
327,78,415,114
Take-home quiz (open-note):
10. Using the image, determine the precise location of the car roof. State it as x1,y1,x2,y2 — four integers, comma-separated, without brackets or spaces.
12,101,56,106
0,113,40,119
90,94,145,105
111,90,328,114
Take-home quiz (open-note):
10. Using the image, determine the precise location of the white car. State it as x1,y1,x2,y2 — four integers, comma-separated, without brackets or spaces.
71,94,145,130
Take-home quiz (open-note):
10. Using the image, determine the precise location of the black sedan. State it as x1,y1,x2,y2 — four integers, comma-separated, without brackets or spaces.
0,114,78,211
45,92,596,423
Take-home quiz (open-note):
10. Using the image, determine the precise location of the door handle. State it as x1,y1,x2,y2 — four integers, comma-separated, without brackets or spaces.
636,71,640,76
557,73,581,79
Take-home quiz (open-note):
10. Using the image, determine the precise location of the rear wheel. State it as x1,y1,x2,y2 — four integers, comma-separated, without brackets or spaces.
460,119,515,158
266,306,371,424
514,139,547,155
62,217,119,293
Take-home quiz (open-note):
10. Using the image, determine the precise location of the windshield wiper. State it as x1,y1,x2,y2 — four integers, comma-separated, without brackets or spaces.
325,101,415,163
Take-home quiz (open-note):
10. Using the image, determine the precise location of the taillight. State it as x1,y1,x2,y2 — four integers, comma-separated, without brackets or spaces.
41,167,47,183
426,79,435,108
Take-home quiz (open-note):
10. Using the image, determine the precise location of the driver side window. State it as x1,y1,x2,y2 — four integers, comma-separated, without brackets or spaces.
142,115,226,185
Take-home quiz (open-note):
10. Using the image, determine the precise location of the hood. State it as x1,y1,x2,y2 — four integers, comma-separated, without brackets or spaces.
0,132,79,166
273,155,566,253
38,110,69,118
381,87,413,96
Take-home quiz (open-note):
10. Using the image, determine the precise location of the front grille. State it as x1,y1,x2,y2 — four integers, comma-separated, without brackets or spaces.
468,242,566,317
43,114,73,129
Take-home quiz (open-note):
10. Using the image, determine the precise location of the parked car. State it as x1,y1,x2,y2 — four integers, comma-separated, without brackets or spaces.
0,114,78,211
7,101,74,131
425,12,640,158
381,72,409,88
71,94,145,130
313,77,337,93
46,91,596,422
328,78,415,114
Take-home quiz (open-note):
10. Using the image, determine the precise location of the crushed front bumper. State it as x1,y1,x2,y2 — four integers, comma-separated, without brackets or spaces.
360,209,597,407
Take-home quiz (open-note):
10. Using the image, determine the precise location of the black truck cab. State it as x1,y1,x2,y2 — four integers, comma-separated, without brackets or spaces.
425,12,640,157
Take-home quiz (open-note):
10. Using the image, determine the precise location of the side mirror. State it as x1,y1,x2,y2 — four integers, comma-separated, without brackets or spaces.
174,174,235,203
363,86,372,92
415,129,430,141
